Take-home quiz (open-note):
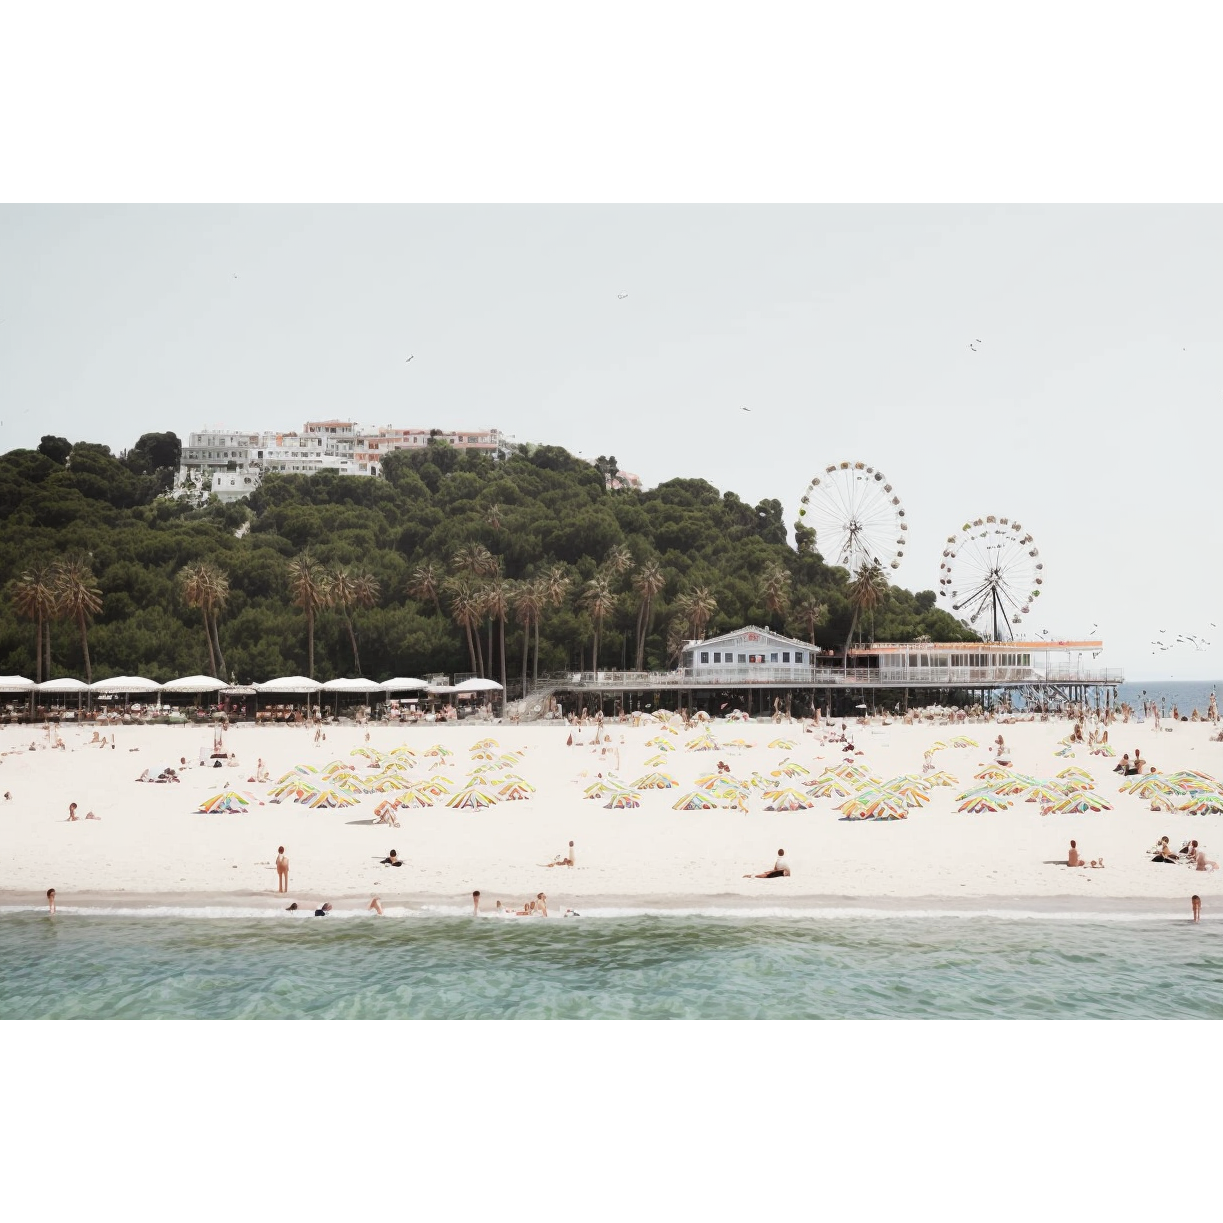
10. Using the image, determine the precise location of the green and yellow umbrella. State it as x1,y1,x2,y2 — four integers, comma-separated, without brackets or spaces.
1180,795,1223,814
673,791,718,811
958,794,1012,813
949,736,978,748
642,753,669,767
771,759,810,778
304,789,359,809
685,734,720,752
604,790,642,809
633,771,678,789
584,781,618,798
498,782,534,802
806,776,854,798
1050,793,1113,814
865,796,910,821
768,738,796,750
763,787,814,811
446,787,498,809
198,791,251,813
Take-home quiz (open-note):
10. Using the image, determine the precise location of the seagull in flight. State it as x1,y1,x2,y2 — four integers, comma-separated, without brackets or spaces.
617,293,628,300
405,356,414,363
740,406,751,413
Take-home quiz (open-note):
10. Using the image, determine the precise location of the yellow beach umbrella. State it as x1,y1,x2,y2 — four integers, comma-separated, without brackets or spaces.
446,787,498,809
672,791,718,811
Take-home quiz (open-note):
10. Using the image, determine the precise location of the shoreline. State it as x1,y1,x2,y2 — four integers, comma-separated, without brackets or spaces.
0,887,1207,919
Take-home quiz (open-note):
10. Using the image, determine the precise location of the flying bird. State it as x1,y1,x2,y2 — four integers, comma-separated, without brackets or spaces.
617,293,628,300
741,407,751,413
405,356,414,363
969,345,977,352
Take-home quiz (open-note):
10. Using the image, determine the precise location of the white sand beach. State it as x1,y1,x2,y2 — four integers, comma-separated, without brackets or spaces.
2,714,1221,913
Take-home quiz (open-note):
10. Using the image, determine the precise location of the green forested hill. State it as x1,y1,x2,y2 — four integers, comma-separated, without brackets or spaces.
0,435,975,687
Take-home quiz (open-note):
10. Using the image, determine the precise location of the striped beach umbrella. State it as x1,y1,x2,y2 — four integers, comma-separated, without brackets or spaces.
469,749,496,761
414,778,453,797
398,789,435,808
724,738,755,749
768,738,796,750
633,771,678,789
883,781,931,809
1050,793,1113,814
672,791,718,811
472,737,499,749
974,766,1012,782
949,736,978,748
763,788,814,811
1179,795,1223,814
446,787,498,809
604,790,642,809
641,753,669,766
198,791,251,813
865,796,910,821
424,744,454,758
645,736,676,751
584,781,618,798
806,776,854,798
1121,775,1186,799
838,794,878,820
304,789,358,809
958,794,1012,813
771,759,810,778
498,782,534,802
1057,766,1092,781
695,772,724,790
1024,782,1069,804
925,770,959,787
685,734,720,752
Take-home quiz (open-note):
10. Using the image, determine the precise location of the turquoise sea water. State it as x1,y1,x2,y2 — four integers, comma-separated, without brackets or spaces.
3,910,1222,1019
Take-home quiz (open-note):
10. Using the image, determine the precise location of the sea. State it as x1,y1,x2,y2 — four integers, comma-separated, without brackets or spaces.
1115,680,1219,716
3,908,1221,1019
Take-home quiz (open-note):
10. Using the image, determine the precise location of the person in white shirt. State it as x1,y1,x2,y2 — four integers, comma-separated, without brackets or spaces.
744,849,790,878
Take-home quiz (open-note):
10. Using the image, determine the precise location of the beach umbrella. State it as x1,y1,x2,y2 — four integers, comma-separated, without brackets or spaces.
604,790,642,809
645,736,676,751
771,759,810,778
472,738,499,749
838,794,879,820
424,744,454,758
1179,795,1223,814
724,738,755,749
974,766,1012,782
1165,770,1223,792
641,752,669,767
883,780,931,808
470,749,496,761
1057,766,1092,780
398,789,435,808
446,787,498,809
768,738,796,750
414,778,453,797
685,735,720,752
695,772,725,790
90,675,163,694
949,736,978,748
381,677,429,694
498,782,534,802
584,781,618,798
1053,746,1076,758
268,781,317,804
389,745,417,758
672,791,718,811
1024,782,1069,804
807,776,854,798
925,770,959,787
994,774,1040,797
499,774,535,791
865,796,910,821
927,740,949,751
633,771,678,789
162,674,228,694
958,795,1012,813
304,789,358,809
1050,793,1113,814
763,788,814,811
1120,775,1183,798
253,676,323,694
197,791,251,813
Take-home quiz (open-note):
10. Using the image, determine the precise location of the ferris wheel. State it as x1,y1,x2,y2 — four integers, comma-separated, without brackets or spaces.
796,461,907,572
937,516,1044,640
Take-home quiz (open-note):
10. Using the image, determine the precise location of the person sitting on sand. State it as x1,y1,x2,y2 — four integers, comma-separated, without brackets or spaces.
380,849,404,867
1113,753,1130,774
1067,840,1087,867
543,841,575,868
1196,848,1219,872
1151,837,1179,863
745,849,790,879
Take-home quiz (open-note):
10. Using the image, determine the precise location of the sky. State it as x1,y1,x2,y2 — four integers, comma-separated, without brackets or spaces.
0,205,1219,680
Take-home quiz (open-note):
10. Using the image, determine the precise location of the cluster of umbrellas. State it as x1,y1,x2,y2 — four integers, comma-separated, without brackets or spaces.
196,790,260,813
1119,770,1223,813
954,765,1113,814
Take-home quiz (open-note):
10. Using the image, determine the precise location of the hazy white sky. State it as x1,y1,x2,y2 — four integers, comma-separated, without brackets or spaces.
1,205,1219,679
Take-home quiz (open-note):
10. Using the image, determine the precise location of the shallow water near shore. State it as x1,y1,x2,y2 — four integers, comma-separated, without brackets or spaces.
3,911,1222,1019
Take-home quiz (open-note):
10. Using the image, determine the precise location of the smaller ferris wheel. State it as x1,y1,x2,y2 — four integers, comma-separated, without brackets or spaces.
796,461,908,572
937,516,1043,640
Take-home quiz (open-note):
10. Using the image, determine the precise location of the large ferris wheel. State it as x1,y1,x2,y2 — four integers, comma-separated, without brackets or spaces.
795,461,908,572
937,516,1044,640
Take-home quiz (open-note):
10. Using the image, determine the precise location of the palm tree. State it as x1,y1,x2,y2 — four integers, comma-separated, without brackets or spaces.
538,564,571,682
53,556,103,684
632,560,666,670
11,564,58,683
328,568,363,674
408,562,443,615
583,576,616,676
762,562,791,625
286,552,330,679
792,593,827,649
685,586,718,640
180,562,218,676
482,577,513,694
845,561,887,659
512,579,544,695
446,583,483,676
604,543,633,578
452,542,497,580
484,503,504,532
203,563,229,679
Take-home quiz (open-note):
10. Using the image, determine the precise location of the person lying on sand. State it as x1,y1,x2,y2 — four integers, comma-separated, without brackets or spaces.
1195,849,1219,872
745,849,790,878
380,850,404,867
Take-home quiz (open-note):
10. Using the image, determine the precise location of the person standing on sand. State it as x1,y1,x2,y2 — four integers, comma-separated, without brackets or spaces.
473,890,481,915
276,846,289,892
1192,895,1201,923
47,888,56,914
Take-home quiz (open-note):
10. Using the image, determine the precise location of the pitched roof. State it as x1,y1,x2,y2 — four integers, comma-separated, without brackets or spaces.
687,624,813,653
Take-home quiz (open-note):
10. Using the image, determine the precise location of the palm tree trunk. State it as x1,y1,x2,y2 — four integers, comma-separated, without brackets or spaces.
77,610,92,684
211,612,227,680
842,610,859,664
44,620,52,682
203,610,218,677
634,602,646,670
521,617,529,696
499,613,508,695
474,624,485,677
344,612,361,675
533,615,541,688
306,608,315,679
34,613,42,684
591,623,600,677
462,620,478,674
486,618,493,680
